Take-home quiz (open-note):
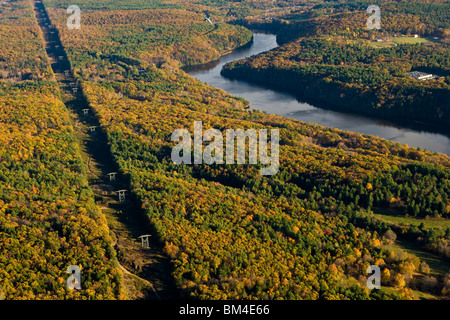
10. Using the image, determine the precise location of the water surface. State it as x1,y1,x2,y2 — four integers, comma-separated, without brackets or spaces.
185,33,450,155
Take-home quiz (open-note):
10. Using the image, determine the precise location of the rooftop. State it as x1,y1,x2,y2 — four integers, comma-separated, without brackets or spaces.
407,71,434,80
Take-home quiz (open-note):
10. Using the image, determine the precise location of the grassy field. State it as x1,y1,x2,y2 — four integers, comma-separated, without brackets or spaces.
384,241,450,277
373,208,450,236
392,36,429,45
373,208,450,278
369,36,429,48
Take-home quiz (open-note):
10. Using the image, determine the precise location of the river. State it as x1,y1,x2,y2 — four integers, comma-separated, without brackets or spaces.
184,32,450,156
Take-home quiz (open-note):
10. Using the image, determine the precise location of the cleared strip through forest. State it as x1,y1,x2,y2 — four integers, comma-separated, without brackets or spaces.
31,0,179,299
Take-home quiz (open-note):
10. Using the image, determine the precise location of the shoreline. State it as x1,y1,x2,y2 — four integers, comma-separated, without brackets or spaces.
220,67,450,139
186,29,450,154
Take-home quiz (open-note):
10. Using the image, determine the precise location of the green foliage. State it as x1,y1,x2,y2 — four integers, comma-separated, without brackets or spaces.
44,0,181,10
0,83,122,299
81,68,450,299
314,0,450,29
0,0,53,81
2,0,448,301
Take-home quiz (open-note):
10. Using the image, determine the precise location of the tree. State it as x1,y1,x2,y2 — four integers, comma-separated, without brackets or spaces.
394,274,406,288
381,268,391,284
419,276,438,292
383,229,397,242
419,261,430,274
427,229,438,244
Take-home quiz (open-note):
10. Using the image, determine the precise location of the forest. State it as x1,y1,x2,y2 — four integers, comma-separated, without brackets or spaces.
0,82,123,299
45,1,252,78
0,0,449,300
0,0,123,299
0,0,53,81
80,67,450,298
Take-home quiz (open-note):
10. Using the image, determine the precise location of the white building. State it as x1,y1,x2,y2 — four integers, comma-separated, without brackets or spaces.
407,71,433,80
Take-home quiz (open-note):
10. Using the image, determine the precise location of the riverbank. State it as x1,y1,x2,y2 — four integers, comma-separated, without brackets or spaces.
187,32,450,155
221,65,450,135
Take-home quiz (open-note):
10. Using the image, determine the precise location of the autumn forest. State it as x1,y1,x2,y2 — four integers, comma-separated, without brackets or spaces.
0,0,449,303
